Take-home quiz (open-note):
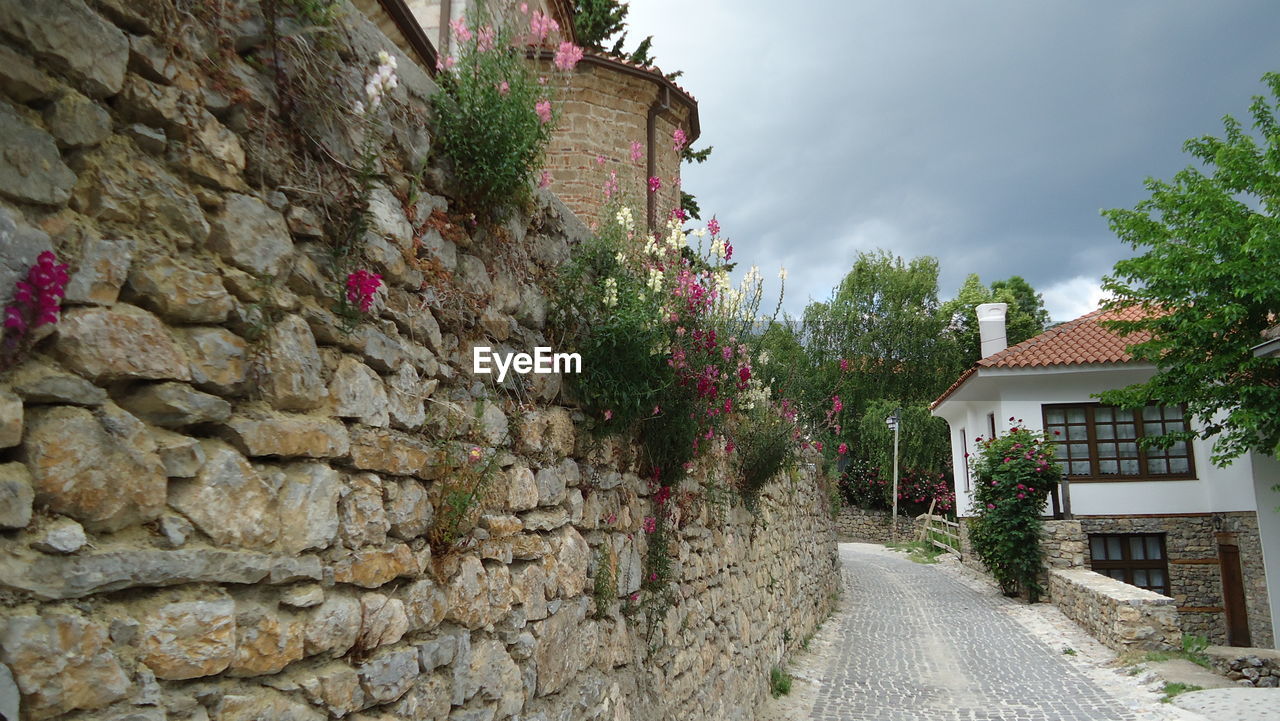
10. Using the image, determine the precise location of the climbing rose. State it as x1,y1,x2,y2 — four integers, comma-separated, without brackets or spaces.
345,269,382,312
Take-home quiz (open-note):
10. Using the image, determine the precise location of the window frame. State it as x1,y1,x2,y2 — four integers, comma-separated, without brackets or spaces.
1041,402,1197,482
1088,533,1171,596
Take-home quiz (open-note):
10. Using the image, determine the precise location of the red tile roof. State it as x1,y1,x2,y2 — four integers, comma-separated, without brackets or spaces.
931,306,1152,409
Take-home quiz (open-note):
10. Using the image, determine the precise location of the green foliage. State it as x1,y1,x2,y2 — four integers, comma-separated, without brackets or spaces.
679,191,701,220
769,667,793,698
734,399,800,514
287,0,340,26
1100,72,1280,465
857,400,953,484
887,540,943,564
573,0,629,49
681,145,714,164
591,549,616,618
967,423,1061,602
1160,683,1203,702
940,273,1048,366
431,13,555,216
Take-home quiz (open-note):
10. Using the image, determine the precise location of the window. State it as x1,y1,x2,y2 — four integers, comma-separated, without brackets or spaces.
1089,533,1170,596
1042,404,1195,480
987,412,997,440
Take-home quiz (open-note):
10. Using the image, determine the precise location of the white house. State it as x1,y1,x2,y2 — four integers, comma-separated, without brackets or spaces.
931,303,1280,649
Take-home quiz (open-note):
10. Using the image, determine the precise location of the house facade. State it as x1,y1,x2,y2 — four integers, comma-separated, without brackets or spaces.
932,303,1280,649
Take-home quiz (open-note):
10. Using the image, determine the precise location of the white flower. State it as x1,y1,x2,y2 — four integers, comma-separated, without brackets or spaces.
616,207,634,232
711,239,725,259
353,99,366,116
647,268,664,292
778,267,788,281
602,277,618,308
615,251,626,265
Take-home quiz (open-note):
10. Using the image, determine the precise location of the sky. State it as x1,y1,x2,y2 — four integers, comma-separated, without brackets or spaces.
622,1,1280,322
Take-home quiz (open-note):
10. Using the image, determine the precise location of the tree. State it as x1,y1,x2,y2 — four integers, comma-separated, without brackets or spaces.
572,0,655,66
1100,72,1280,465
940,274,1049,366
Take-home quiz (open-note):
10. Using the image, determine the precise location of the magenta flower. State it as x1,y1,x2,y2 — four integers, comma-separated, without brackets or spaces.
535,99,552,124
346,269,382,312
630,140,644,162
553,41,584,71
838,443,849,456
648,176,661,193
539,170,552,188
476,25,495,52
673,128,687,152
496,80,510,95
603,409,613,421
529,10,558,41
643,516,656,533
707,217,720,236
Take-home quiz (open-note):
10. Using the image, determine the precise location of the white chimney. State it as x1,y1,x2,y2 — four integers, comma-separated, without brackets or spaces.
976,302,1008,358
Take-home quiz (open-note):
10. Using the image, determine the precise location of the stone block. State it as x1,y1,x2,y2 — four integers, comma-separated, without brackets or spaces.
31,516,86,554
0,613,130,718
220,413,350,459
55,304,191,382
23,404,166,531
63,236,134,306
175,326,249,395
0,99,76,206
0,0,128,97
43,90,111,148
0,462,34,530
230,606,304,677
0,43,56,102
126,256,235,323
169,440,279,549
330,357,389,427
207,192,294,276
339,471,388,548
278,462,340,553
117,381,232,428
259,315,326,411
0,389,20,448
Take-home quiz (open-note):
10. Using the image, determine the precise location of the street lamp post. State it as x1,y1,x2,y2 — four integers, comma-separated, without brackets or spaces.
886,408,901,543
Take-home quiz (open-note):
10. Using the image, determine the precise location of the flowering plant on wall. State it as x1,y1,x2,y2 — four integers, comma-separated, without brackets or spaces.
2,252,68,371
431,6,582,215
967,420,1061,601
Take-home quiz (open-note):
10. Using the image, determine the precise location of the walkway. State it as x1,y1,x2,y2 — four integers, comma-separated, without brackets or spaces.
763,544,1205,721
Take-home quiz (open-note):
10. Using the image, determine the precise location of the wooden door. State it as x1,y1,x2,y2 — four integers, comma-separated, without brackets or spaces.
1216,532,1251,647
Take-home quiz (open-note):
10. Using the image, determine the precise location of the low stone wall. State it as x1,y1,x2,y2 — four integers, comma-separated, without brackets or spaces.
1040,520,1087,569
1205,646,1280,687
834,507,914,544
1048,568,1181,651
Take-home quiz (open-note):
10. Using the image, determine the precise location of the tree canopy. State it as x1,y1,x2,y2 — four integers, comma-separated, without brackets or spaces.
940,274,1049,366
1100,72,1280,465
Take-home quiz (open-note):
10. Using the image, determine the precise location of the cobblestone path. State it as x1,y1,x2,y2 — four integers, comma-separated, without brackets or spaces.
808,544,1139,721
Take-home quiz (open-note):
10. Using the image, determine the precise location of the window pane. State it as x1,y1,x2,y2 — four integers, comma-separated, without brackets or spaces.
1143,406,1161,421
1150,569,1166,588
1144,422,1163,436
1054,444,1068,459
1117,424,1137,439
1067,408,1087,424
1134,569,1149,587
1097,443,1117,457
1167,421,1184,433
1169,442,1186,456
1120,460,1140,475
1090,537,1106,560
1108,569,1127,581
1068,425,1088,441
1147,537,1163,559
1116,409,1135,422
1167,406,1182,420
1148,458,1169,475
1046,409,1065,423
1099,460,1119,474
1071,461,1091,475
1169,457,1189,474
1106,537,1123,560
1119,443,1139,458
1095,408,1113,422
1130,537,1146,560
1096,425,1114,440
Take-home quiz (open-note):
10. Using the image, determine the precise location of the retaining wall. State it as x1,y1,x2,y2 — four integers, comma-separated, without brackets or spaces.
1048,568,1181,651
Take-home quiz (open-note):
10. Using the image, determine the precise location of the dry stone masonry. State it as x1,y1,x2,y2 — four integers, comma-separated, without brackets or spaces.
0,1,839,720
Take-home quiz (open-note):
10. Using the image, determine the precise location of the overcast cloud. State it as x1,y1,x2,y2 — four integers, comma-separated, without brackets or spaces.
623,1,1280,322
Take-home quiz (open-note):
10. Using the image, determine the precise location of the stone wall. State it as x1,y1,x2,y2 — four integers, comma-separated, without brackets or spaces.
1205,645,1280,687
1048,569,1182,651
834,507,914,544
0,2,838,720
1077,513,1273,648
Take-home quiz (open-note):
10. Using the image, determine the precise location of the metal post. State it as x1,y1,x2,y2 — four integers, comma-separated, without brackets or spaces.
891,420,900,543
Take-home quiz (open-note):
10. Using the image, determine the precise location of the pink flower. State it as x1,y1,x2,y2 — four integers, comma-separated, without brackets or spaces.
345,269,382,312
673,128,687,152
467,446,483,463
603,409,613,421
707,217,720,236
629,592,639,602
538,170,552,188
839,358,850,371
838,443,849,456
450,18,472,43
435,54,456,72
831,395,843,413
496,80,509,95
630,140,644,162
648,176,661,193
535,99,552,124
643,516,656,533
553,41,584,71
813,441,823,452
652,405,661,416
725,440,735,454
529,10,558,41
648,572,658,582
476,25,495,52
